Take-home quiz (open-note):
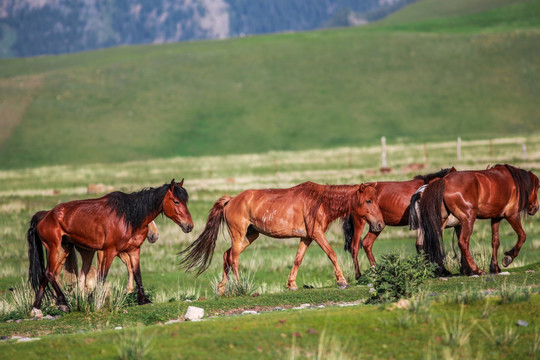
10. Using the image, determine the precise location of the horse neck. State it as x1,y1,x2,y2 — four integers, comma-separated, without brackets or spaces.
107,185,167,233
316,185,358,223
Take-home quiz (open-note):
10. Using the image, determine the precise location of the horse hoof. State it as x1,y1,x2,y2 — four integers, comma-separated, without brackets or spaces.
338,282,350,290
288,286,298,291
502,255,513,267
58,305,69,313
138,298,152,306
30,308,43,318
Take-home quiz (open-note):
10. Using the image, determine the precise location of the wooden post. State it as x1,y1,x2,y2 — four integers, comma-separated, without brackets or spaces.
381,136,387,168
424,143,428,163
489,139,493,158
523,143,527,159
457,137,462,161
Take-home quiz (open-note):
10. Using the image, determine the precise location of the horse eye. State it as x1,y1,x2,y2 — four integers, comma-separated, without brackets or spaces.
366,200,372,204
173,200,180,205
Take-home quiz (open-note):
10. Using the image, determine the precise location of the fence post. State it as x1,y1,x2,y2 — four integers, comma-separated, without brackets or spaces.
381,136,387,168
457,137,462,161
522,143,527,159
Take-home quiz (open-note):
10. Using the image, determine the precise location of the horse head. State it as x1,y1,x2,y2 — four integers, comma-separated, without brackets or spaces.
528,171,540,216
356,183,385,232
162,179,194,233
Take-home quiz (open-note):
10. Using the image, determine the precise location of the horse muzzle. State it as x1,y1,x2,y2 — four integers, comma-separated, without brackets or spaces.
370,222,385,232
529,205,539,216
147,234,159,243
180,222,194,233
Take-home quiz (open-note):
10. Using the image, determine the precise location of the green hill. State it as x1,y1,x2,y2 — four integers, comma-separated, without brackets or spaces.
0,0,539,169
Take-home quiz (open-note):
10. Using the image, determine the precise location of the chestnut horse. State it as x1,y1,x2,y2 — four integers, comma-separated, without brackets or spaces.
416,165,539,275
57,220,160,293
179,181,384,294
342,168,456,279
27,179,193,315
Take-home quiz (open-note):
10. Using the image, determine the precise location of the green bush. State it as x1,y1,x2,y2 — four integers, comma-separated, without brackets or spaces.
366,251,437,303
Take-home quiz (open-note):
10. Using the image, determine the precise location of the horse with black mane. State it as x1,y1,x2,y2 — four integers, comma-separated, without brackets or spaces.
179,181,384,294
27,179,193,316
341,167,456,279
413,164,539,275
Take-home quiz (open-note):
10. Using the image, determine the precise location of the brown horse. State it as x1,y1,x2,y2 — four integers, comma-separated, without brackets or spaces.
27,179,193,315
416,165,539,275
57,220,160,293
342,168,456,279
179,181,384,294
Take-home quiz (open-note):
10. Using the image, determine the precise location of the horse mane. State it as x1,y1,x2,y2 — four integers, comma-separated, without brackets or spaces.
413,167,455,184
496,164,533,214
107,183,188,232
299,182,360,233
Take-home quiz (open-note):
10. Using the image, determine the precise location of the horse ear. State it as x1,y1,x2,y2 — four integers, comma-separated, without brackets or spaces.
359,183,366,192
178,178,184,187
169,179,176,190
451,167,457,172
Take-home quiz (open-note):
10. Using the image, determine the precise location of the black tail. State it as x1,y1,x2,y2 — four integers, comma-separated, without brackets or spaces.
27,211,49,296
418,179,446,267
342,215,355,252
178,196,231,276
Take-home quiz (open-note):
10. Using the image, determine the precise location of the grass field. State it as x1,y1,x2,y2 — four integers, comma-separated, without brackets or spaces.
1,135,540,359
1,0,540,358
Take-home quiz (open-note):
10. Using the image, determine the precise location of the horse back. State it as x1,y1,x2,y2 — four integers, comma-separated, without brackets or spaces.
374,180,424,226
443,168,517,218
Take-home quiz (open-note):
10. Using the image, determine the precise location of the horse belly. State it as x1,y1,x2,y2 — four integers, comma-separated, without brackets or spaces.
251,208,306,238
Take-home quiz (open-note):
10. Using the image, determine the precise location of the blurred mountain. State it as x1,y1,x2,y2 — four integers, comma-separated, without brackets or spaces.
0,0,413,58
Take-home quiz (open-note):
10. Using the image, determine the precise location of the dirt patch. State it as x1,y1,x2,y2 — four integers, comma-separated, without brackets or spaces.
0,74,44,150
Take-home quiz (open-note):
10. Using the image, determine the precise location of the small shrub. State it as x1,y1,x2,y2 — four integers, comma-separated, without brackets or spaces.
211,271,258,297
498,281,530,304
8,280,35,317
478,319,520,348
116,327,153,360
440,306,473,348
366,251,437,303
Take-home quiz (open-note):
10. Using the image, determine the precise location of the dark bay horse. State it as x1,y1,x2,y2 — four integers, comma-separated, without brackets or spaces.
57,220,160,294
179,181,384,294
416,165,539,275
342,168,456,279
27,179,193,315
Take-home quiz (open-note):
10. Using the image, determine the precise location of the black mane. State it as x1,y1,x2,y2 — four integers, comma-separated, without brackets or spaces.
414,168,455,184
107,182,188,233
499,164,533,214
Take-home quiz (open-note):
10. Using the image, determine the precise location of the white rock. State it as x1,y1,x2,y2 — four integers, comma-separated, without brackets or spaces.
114,327,122,330
241,310,258,315
17,337,40,343
185,306,204,321
164,319,181,325
498,271,510,276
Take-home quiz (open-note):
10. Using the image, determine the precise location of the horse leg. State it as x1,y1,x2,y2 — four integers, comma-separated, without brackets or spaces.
503,214,526,267
119,252,134,293
351,217,366,279
42,244,70,312
490,218,502,273
78,248,96,293
217,227,258,295
312,230,348,289
455,225,470,275
97,250,117,282
362,231,380,268
128,248,151,305
287,238,313,290
457,220,485,276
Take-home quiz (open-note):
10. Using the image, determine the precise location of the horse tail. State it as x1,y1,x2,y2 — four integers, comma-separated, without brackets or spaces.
179,195,232,276
418,179,446,267
342,215,355,252
27,211,48,295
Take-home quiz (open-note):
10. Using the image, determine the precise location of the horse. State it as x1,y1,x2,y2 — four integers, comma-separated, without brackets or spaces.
341,167,456,279
414,164,539,275
179,181,384,295
56,220,160,293
27,179,193,316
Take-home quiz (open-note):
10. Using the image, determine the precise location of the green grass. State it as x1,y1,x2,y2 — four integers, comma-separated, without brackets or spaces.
0,0,539,169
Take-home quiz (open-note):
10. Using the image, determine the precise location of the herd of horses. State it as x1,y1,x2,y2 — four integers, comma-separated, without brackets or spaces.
26,164,539,315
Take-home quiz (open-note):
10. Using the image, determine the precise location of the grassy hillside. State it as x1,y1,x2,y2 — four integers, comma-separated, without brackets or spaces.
0,0,539,169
